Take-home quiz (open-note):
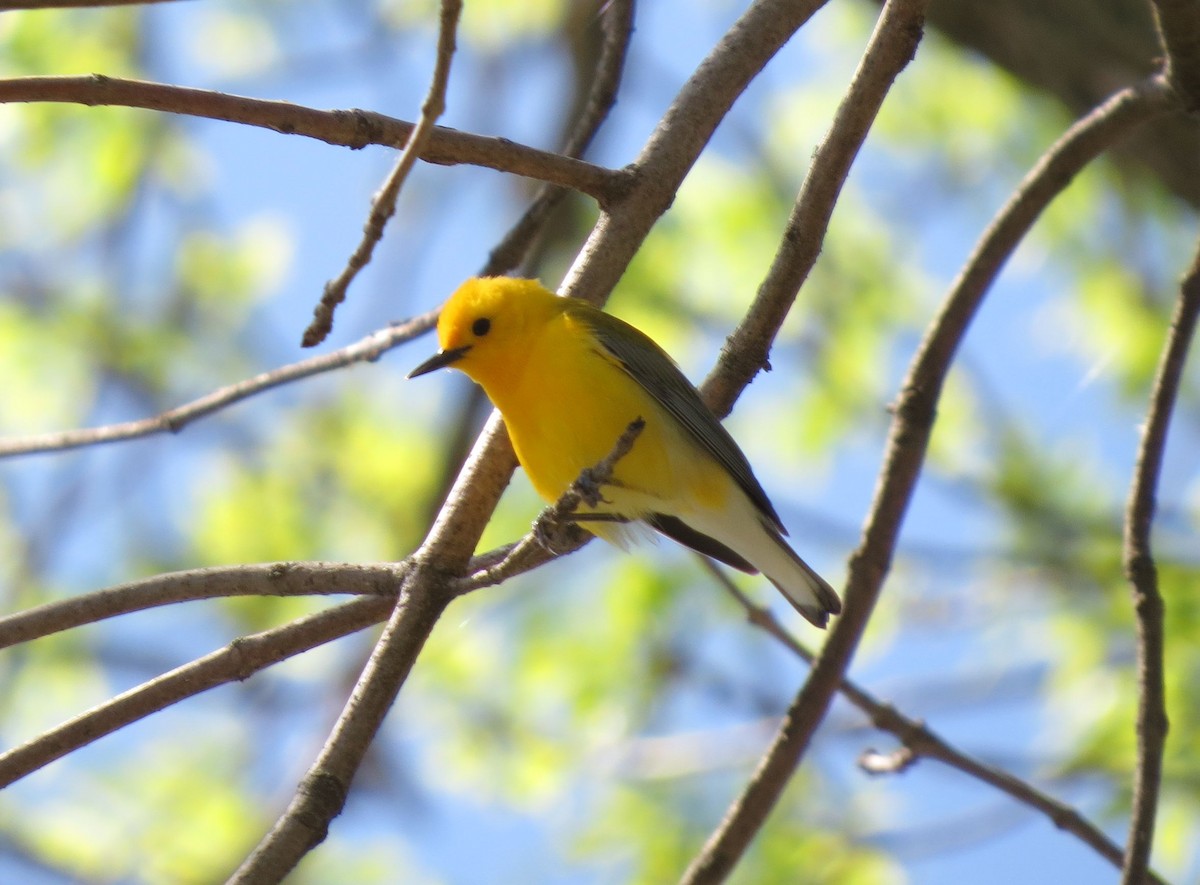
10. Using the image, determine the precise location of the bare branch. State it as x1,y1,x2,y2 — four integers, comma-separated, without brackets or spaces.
0,76,625,204
0,311,437,460
459,418,645,593
481,0,635,278
681,0,928,877
702,0,925,416
0,594,392,789
682,62,1176,885
229,566,452,884
559,0,831,306
1119,238,1200,884
0,562,402,650
702,559,1165,882
301,0,462,347
0,0,186,7
1150,0,1200,107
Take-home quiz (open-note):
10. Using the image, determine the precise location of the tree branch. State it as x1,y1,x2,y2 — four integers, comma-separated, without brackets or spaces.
0,311,437,460
0,0,187,7
681,66,1176,885
0,76,625,204
701,0,925,415
301,0,461,347
681,0,928,876
0,594,392,788
0,562,401,649
1150,0,1200,108
702,559,1165,882
480,0,635,278
231,416,645,880
1119,237,1200,884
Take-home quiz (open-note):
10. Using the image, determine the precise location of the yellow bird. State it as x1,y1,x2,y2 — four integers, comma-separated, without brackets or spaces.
409,277,841,627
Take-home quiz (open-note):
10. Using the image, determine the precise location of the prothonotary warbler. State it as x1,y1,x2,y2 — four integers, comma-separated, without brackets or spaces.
409,277,842,627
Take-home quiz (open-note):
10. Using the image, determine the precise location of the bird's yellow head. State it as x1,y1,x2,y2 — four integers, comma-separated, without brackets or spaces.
408,276,562,385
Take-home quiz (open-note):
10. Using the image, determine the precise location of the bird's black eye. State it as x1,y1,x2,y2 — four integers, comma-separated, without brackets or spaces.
472,317,491,337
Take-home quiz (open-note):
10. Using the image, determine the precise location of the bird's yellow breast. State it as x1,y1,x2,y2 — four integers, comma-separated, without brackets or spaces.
482,311,729,518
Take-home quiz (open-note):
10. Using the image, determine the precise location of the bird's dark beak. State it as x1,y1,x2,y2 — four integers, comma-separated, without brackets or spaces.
407,345,471,379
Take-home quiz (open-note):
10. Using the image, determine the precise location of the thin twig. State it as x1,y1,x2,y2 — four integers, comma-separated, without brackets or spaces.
229,564,452,884
480,0,635,278
1119,240,1200,885
0,311,437,460
680,0,927,877
0,76,624,204
460,418,645,593
231,417,644,881
682,68,1177,885
1125,26,1200,885
0,562,402,650
701,0,924,416
0,0,186,7
1150,0,1200,108
0,594,393,789
302,0,462,347
701,559,1164,882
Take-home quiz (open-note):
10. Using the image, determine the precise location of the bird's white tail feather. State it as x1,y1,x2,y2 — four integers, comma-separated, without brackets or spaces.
681,504,841,628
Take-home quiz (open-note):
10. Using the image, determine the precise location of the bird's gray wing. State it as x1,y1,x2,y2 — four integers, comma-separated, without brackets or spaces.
569,303,785,532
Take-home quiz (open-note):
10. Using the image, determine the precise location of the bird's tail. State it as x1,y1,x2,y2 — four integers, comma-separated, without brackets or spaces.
758,525,841,628
654,503,843,628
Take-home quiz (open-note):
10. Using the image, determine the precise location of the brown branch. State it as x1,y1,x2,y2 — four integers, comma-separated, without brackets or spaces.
1150,0,1200,108
701,0,925,416
559,0,831,306
480,0,635,278
681,69,1177,885
460,418,645,592
702,559,1165,882
228,565,452,883
0,310,437,460
0,562,401,650
232,416,645,881
301,0,461,347
680,0,927,877
0,594,392,789
0,0,187,7
0,75,624,204
1119,239,1200,884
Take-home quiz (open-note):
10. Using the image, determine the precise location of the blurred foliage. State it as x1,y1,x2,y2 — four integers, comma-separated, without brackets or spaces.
1,0,1198,883
380,0,566,51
